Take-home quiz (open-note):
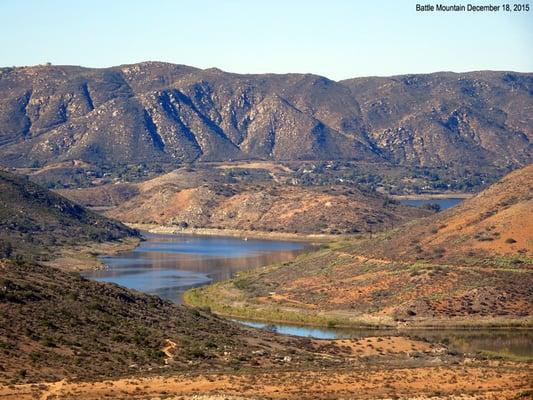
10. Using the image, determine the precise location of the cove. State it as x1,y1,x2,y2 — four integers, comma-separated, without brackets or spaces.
399,197,464,210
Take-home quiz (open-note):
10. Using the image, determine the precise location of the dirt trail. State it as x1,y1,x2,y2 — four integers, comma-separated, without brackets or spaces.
39,379,66,400
162,339,177,364
16,341,177,399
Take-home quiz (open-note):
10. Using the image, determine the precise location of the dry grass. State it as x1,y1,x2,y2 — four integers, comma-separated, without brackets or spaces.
1,361,531,399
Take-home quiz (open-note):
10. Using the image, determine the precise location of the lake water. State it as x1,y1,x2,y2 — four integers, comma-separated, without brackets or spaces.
84,233,309,304
400,198,464,210
89,233,531,359
237,320,532,359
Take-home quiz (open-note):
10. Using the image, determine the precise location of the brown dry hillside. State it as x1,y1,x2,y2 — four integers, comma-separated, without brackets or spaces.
186,166,533,326
0,259,369,386
76,167,431,235
352,163,533,263
1,64,531,171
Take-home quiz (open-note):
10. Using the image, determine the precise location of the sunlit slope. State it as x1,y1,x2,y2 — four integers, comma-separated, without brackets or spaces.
353,163,532,263
187,166,533,326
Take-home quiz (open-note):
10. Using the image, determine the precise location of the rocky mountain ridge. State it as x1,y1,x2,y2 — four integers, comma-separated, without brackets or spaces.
0,62,531,169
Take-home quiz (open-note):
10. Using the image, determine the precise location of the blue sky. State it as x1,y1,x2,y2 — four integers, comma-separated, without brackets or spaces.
1,0,531,80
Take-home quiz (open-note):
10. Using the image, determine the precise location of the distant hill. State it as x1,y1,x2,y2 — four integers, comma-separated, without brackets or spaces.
0,169,138,261
186,166,533,326
58,164,429,235
0,63,531,170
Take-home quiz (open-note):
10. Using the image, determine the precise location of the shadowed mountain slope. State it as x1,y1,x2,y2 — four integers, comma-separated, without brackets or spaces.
0,169,138,261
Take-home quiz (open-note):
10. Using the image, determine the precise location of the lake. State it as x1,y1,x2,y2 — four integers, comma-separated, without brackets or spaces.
84,233,310,304
87,233,531,359
400,198,464,210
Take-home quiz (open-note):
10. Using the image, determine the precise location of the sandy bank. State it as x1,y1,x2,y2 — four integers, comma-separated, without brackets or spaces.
126,223,349,242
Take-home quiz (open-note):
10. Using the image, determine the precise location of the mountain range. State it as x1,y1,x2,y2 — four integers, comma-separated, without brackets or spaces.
0,62,531,169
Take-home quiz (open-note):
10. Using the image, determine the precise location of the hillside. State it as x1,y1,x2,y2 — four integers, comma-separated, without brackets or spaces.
0,170,427,389
186,166,533,327
0,259,364,385
58,164,429,235
0,169,138,262
352,163,533,263
0,63,531,171
341,72,532,167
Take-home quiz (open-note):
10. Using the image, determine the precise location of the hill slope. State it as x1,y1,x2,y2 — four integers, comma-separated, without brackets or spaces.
186,166,533,327
58,165,429,235
0,259,357,385
0,63,531,170
0,169,138,262
352,163,533,263
341,72,532,167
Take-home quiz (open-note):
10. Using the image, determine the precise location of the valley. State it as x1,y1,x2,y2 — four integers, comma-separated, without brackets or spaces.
1,171,470,399
0,64,531,399
184,165,533,329
1,162,531,398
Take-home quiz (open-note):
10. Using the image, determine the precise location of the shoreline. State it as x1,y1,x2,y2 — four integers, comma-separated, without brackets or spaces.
45,236,142,272
390,193,474,200
183,278,533,331
232,313,533,331
83,226,532,332
126,223,349,243
183,292,533,331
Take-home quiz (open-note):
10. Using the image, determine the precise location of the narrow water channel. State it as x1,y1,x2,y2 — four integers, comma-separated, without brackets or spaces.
237,320,532,359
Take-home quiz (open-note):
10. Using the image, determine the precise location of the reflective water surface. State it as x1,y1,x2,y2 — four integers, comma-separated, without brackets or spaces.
84,233,309,304
237,320,532,358
400,198,464,210
87,233,531,359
